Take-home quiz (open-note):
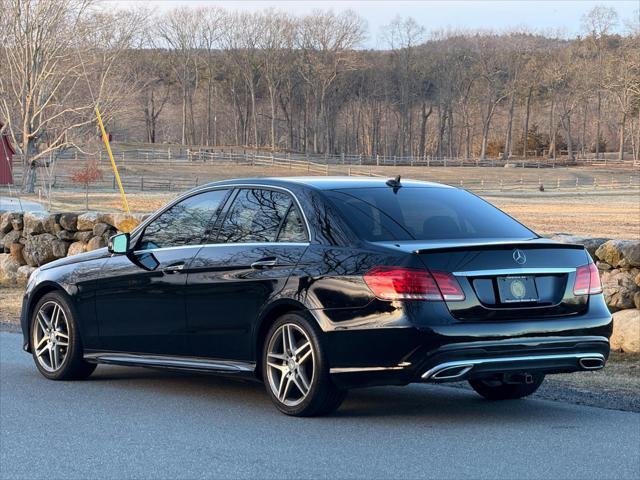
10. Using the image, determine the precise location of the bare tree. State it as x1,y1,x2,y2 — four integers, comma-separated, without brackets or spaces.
0,0,94,191
0,0,141,192
199,6,225,146
296,10,366,153
383,16,425,156
260,10,295,150
223,11,265,147
157,7,202,145
602,33,640,161
472,36,508,160
582,5,619,159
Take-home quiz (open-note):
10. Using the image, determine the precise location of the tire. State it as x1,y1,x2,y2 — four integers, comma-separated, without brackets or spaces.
30,291,96,381
262,312,347,416
469,374,545,400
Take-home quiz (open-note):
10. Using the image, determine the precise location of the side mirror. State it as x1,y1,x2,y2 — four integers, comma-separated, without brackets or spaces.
108,233,131,255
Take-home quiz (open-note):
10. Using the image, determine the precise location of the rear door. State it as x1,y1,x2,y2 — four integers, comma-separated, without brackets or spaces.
185,188,309,361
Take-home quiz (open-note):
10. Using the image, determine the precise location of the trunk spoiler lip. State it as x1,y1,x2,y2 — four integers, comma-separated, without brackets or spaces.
413,239,586,254
370,237,586,254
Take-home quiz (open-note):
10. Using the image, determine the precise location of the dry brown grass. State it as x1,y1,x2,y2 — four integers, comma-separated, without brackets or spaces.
0,286,24,328
490,193,640,239
4,164,639,239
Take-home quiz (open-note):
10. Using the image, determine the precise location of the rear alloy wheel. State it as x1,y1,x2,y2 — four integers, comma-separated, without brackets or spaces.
469,374,545,400
30,292,96,380
263,313,346,416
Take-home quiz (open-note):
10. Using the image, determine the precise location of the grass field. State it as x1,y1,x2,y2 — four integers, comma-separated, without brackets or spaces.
2,163,639,239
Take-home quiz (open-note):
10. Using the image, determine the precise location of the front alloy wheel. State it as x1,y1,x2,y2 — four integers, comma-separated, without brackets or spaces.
30,292,96,380
263,313,347,416
33,300,70,372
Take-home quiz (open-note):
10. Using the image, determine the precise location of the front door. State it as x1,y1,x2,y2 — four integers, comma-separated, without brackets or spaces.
96,188,231,355
186,188,309,361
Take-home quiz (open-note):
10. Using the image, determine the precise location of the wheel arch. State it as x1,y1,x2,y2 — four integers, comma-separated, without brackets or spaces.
23,282,72,352
253,298,318,380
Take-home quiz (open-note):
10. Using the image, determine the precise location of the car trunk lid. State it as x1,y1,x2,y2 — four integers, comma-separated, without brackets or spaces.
373,238,591,320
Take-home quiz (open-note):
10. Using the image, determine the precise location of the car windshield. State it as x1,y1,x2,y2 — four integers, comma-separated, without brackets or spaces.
324,187,536,242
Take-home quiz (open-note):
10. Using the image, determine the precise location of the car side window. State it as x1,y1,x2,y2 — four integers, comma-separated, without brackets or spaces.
138,189,229,250
277,205,307,242
217,189,293,243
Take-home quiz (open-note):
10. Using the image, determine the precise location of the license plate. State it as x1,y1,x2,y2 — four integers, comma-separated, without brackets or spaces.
497,276,539,303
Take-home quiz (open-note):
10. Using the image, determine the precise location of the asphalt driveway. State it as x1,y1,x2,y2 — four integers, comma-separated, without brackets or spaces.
1,332,638,479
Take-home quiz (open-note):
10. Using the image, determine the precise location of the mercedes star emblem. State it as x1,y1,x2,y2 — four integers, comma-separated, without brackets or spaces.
513,249,527,265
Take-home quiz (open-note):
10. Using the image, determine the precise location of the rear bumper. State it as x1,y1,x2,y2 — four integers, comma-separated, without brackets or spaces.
417,337,608,382
326,298,612,389
329,335,609,388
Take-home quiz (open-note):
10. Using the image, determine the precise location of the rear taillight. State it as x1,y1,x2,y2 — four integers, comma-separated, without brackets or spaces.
363,267,465,301
573,263,602,296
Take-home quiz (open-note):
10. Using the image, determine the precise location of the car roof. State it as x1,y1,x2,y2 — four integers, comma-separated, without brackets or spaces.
201,176,452,191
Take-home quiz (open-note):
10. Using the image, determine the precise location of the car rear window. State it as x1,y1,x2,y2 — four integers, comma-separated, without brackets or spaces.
324,187,536,241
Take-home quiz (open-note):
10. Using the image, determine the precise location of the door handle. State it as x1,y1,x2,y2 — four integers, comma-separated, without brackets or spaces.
163,263,185,274
251,258,278,269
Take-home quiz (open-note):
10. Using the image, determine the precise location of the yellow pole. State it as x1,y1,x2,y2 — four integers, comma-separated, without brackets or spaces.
95,106,130,214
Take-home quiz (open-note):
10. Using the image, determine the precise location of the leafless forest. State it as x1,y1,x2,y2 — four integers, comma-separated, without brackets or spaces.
1,0,639,186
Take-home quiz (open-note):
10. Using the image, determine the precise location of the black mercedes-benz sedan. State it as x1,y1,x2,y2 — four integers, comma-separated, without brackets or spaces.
20,177,612,416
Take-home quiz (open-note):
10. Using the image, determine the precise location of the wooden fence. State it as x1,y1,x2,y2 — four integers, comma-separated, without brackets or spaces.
5,147,640,194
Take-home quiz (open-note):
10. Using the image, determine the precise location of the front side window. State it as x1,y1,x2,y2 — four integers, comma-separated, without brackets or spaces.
139,189,229,250
217,189,295,243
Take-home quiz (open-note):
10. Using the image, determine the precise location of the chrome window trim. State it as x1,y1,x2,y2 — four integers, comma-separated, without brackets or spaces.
133,242,310,255
452,267,575,277
131,183,312,245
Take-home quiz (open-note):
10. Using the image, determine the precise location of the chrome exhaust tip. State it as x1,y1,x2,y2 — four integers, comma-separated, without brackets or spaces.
424,364,474,381
579,357,605,370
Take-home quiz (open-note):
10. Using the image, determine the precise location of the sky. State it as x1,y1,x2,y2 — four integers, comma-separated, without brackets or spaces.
103,0,639,48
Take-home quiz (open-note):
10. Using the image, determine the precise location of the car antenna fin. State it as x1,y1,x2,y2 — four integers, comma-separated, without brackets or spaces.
386,175,402,192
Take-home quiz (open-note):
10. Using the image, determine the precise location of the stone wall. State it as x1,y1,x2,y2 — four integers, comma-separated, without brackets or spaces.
547,235,640,352
0,211,147,284
550,236,640,311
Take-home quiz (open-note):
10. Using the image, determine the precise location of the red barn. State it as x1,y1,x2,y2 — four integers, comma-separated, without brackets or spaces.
0,122,16,185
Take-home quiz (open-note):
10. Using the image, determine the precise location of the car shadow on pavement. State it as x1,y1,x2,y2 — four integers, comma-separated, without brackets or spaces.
84,365,590,424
